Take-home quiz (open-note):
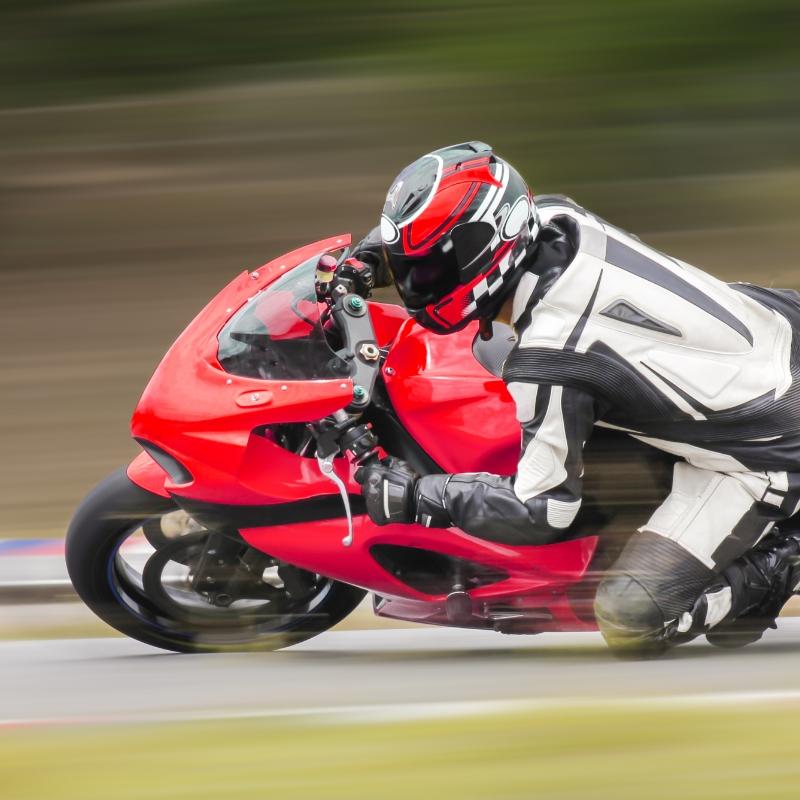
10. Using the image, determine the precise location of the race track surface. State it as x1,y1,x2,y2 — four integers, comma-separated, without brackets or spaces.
2,622,800,726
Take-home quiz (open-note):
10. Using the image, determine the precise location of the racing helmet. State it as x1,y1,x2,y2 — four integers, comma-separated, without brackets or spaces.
380,142,538,334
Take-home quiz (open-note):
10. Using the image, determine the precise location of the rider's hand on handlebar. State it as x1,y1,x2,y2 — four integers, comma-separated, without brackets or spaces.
352,225,393,288
355,457,418,526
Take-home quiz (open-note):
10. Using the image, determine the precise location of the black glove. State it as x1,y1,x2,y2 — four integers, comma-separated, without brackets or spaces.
352,225,393,288
355,457,418,525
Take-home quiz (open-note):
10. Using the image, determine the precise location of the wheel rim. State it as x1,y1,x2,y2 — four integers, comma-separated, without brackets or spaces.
107,513,335,645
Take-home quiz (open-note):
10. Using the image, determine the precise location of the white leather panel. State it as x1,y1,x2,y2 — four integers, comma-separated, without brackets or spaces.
546,498,582,529
645,349,740,398
506,381,538,423
641,462,757,569
524,206,793,413
514,386,570,502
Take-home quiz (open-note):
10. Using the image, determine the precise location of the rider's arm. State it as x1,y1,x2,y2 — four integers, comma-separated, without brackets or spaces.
414,382,595,545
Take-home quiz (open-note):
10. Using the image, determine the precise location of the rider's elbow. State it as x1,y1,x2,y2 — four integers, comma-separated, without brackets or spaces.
543,497,582,530
522,497,582,545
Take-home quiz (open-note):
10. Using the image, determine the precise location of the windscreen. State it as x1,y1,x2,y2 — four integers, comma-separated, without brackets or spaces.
217,255,349,381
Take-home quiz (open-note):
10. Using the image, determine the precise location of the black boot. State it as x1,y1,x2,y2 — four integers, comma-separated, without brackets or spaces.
706,532,800,649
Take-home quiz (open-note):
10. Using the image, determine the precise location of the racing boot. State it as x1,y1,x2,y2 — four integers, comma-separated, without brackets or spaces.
705,531,800,649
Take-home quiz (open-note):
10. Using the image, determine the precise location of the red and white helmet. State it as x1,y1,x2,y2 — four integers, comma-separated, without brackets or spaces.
380,142,538,334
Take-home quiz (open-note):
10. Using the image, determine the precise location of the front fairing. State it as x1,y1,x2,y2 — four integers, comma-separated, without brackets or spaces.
130,234,404,504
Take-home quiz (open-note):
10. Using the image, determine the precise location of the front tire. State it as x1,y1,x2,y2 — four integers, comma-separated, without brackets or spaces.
66,468,365,653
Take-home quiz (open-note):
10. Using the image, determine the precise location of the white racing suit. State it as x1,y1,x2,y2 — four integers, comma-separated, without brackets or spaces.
414,195,800,651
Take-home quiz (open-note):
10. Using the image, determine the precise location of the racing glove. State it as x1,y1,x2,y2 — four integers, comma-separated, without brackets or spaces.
351,225,393,288
355,457,419,526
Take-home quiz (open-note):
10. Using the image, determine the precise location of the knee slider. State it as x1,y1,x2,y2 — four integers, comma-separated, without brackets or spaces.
594,574,667,645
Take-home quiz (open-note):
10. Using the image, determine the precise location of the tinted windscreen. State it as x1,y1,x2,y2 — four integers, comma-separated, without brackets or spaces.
217,255,349,381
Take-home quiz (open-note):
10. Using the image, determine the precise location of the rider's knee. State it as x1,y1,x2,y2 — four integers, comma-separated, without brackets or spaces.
594,573,668,657
595,530,716,657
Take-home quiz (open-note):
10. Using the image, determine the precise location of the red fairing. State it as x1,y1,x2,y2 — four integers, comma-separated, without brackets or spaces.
383,318,519,474
128,234,357,504
127,451,171,498
128,233,600,634
240,518,597,620
366,301,408,347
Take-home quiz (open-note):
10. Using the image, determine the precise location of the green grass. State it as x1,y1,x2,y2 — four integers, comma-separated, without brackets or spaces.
2,704,798,799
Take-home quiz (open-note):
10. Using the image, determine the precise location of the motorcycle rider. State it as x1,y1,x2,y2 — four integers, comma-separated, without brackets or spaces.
352,141,800,655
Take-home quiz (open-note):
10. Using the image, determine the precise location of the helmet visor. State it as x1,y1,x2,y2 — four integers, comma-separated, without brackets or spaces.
387,244,461,311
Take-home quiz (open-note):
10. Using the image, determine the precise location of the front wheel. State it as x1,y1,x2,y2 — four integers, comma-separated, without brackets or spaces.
65,468,366,653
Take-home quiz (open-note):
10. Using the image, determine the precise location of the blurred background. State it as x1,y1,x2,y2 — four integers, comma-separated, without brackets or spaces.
2,4,800,797
2,0,799,540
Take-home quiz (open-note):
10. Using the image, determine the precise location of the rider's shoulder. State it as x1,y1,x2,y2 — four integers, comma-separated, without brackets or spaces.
534,193,584,210
534,194,612,231
534,194,594,219
534,195,598,237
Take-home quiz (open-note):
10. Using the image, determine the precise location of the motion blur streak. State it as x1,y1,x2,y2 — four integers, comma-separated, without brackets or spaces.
2,1,799,540
3,705,800,799
1,2,800,797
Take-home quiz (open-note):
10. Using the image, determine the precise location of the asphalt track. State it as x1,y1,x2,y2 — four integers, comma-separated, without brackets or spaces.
2,621,800,726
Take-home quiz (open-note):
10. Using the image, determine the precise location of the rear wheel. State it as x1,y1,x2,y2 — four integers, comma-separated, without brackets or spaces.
65,468,365,653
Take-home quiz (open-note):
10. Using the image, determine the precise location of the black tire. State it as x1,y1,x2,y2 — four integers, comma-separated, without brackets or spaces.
65,468,366,653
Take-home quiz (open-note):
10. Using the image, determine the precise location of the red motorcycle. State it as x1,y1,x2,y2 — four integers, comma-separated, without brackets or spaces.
66,234,665,652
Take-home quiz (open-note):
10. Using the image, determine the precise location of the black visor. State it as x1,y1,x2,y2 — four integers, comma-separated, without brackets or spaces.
387,220,501,310
387,242,461,310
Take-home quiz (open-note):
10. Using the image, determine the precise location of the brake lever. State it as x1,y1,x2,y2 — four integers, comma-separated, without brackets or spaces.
316,453,354,547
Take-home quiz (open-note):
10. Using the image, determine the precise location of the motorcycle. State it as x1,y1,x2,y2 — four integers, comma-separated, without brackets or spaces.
66,234,669,652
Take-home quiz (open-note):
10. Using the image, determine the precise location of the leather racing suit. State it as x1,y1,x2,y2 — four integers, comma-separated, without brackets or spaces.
407,195,800,651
